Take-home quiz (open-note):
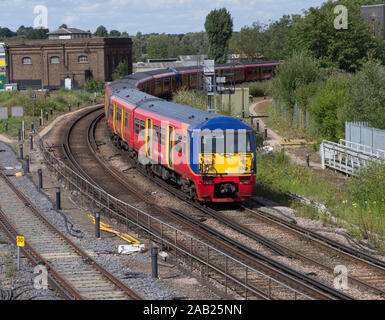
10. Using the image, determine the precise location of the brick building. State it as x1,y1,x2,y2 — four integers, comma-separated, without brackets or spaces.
4,34,132,90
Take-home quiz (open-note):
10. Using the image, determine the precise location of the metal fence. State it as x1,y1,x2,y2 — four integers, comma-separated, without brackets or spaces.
345,122,385,156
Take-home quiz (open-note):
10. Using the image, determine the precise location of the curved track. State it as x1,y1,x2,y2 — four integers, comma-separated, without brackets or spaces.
0,169,142,300
50,106,357,300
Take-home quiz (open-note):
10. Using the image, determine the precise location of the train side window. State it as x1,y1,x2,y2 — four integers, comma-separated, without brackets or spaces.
135,118,140,135
175,134,182,154
182,135,186,156
153,125,159,144
160,127,165,146
248,68,256,75
155,80,162,89
116,107,122,123
140,120,145,137
124,112,129,128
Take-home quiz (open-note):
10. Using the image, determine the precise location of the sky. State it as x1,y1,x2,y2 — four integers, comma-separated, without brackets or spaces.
0,0,327,34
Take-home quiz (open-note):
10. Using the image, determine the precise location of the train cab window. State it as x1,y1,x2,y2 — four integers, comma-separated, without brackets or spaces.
135,118,140,135
160,127,166,146
110,104,114,119
153,125,159,143
140,120,145,137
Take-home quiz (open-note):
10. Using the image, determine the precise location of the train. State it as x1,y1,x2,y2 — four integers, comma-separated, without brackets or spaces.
104,61,282,202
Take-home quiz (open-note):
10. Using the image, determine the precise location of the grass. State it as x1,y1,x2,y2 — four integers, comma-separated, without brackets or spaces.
255,151,385,250
0,252,16,278
0,89,104,137
172,87,232,117
260,101,318,142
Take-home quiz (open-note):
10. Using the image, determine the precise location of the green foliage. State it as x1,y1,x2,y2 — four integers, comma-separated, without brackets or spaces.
94,25,108,37
230,22,264,60
343,59,385,129
109,30,121,37
247,81,270,97
204,8,233,64
286,0,385,71
309,75,349,141
112,61,129,80
83,79,105,92
147,33,180,59
133,32,208,62
271,51,322,112
256,152,335,203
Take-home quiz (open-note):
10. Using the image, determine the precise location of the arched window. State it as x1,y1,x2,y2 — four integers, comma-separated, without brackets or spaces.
50,56,60,64
22,57,32,65
78,54,88,63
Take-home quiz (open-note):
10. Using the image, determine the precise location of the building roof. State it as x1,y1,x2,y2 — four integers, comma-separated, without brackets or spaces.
47,28,91,35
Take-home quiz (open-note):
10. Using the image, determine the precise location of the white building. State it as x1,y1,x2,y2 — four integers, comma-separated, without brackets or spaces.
47,28,91,40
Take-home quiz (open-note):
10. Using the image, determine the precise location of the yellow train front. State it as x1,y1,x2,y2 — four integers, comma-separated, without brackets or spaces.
189,119,256,202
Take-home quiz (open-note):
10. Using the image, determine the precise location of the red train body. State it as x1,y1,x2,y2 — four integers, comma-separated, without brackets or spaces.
105,61,281,202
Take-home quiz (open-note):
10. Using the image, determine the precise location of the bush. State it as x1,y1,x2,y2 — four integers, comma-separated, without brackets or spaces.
308,75,350,141
249,81,269,97
271,51,322,113
83,79,105,92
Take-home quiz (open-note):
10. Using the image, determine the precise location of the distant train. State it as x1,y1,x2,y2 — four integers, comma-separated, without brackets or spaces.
104,61,282,202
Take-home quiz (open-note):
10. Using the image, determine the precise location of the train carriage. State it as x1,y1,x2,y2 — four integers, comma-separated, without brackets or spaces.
106,87,256,202
105,60,282,202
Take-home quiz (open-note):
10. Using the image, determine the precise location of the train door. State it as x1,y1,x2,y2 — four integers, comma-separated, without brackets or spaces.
123,109,131,144
152,124,161,164
115,105,122,137
146,118,152,158
167,126,174,168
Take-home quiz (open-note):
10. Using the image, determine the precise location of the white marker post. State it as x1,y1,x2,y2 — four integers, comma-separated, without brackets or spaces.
16,236,24,271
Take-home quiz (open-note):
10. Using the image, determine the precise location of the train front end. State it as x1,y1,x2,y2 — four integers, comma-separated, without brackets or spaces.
190,118,257,202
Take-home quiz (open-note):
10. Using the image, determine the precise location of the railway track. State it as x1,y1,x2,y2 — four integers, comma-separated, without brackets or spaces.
0,169,142,300
81,109,385,299
40,105,358,300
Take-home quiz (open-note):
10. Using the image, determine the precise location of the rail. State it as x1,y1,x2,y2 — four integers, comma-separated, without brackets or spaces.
37,132,314,300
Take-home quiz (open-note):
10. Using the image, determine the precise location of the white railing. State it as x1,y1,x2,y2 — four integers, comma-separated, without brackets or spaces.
321,140,383,175
339,139,385,159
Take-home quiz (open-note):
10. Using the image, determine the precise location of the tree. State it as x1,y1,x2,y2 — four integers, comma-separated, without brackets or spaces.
344,59,385,129
146,33,179,59
204,8,233,64
285,0,385,71
59,24,68,29
112,61,129,80
230,22,265,61
109,30,121,37
94,25,108,37
0,27,15,38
